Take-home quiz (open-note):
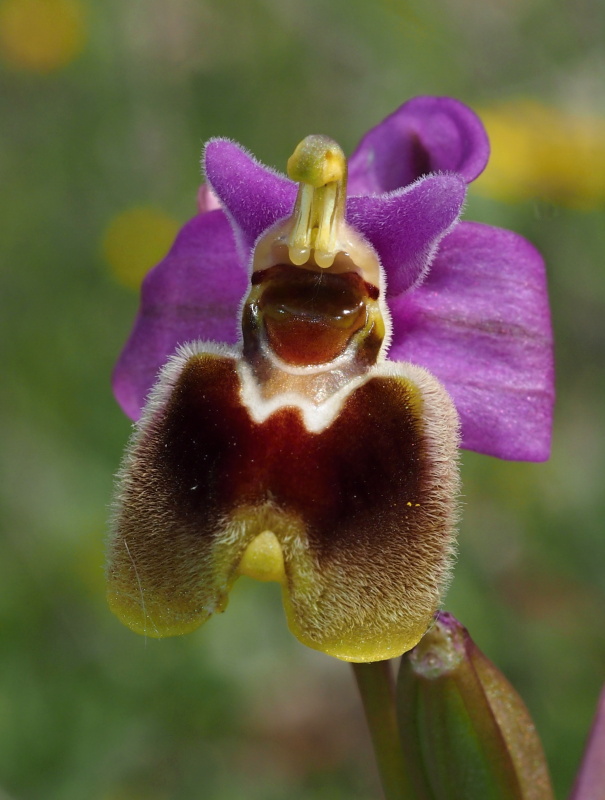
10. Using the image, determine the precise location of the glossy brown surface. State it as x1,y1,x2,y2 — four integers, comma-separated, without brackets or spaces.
247,265,378,365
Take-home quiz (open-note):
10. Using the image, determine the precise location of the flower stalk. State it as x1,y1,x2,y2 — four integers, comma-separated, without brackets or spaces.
352,660,417,800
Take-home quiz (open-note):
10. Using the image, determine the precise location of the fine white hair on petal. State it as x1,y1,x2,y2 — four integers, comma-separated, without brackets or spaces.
110,340,241,532
134,339,241,433
202,137,296,267
351,170,466,296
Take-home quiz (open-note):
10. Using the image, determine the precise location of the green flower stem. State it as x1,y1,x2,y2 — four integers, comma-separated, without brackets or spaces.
352,660,417,800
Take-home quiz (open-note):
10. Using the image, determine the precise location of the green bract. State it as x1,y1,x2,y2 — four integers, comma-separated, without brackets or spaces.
397,612,554,800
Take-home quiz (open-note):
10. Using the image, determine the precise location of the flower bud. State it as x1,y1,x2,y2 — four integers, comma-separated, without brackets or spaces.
397,612,554,800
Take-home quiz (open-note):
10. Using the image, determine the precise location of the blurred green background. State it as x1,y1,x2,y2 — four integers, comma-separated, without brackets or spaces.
1,0,604,798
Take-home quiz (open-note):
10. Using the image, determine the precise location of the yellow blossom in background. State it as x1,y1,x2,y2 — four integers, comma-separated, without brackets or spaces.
0,0,86,73
103,207,181,291
473,99,605,209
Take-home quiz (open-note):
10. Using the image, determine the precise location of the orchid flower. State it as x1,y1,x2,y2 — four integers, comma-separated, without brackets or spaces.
107,96,554,663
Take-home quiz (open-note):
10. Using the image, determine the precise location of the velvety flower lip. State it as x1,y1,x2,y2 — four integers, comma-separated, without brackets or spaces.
109,346,461,662
112,96,554,462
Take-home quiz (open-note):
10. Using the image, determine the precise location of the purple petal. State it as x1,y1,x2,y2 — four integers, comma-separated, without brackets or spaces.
348,174,466,296
348,96,490,195
112,210,247,421
388,221,554,461
205,138,465,297
570,685,605,800
204,138,296,255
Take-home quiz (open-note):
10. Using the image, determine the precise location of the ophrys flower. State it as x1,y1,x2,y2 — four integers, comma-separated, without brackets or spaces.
108,97,554,662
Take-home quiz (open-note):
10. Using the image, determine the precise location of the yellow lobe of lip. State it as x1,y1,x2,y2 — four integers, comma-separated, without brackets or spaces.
286,135,347,269
237,531,285,583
